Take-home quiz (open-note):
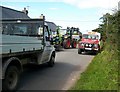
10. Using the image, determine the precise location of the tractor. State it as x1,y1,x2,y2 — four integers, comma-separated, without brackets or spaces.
63,27,82,49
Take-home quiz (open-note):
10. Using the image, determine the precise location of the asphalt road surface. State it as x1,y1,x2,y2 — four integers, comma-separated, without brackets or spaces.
18,49,94,91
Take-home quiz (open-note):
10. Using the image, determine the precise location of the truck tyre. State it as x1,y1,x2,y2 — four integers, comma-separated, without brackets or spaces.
78,49,82,54
48,55,55,67
2,65,20,91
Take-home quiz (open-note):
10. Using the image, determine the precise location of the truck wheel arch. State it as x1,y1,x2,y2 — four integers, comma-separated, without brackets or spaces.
52,51,56,58
2,57,22,79
48,51,56,67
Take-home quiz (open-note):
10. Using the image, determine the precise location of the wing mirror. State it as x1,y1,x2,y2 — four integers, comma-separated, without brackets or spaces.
38,27,43,40
38,27,43,36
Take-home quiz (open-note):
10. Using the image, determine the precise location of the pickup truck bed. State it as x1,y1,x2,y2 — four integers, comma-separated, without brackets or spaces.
1,35,43,55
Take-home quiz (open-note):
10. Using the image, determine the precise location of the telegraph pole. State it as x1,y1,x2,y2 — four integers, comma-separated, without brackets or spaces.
106,17,108,39
118,1,120,11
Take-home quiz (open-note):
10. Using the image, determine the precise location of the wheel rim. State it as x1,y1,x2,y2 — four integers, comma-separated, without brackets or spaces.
74,42,77,48
67,40,70,48
6,70,18,90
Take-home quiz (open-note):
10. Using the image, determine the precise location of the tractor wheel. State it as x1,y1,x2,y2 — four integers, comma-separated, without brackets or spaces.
63,39,70,49
72,41,77,48
66,39,70,48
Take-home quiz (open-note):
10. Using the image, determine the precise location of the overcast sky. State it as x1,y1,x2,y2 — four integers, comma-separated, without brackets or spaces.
1,0,119,33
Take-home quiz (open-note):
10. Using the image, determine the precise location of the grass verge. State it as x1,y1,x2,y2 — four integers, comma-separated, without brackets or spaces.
70,44,119,90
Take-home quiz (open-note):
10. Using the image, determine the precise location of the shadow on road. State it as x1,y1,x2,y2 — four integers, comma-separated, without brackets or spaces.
57,48,96,56
18,61,81,90
81,52,97,56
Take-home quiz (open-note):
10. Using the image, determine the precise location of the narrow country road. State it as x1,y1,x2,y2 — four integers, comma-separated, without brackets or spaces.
18,49,94,91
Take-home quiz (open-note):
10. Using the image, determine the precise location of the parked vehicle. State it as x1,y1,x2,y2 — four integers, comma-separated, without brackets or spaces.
78,31,101,54
1,15,56,91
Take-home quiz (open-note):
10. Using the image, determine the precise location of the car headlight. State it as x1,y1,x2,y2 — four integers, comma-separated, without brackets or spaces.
64,36,67,38
89,44,92,47
86,44,88,47
81,43,84,46
94,44,98,48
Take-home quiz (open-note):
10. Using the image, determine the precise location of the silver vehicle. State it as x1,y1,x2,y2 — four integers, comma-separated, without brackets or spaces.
0,15,56,91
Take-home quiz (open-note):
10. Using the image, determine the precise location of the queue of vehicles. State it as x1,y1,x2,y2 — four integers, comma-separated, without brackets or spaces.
0,15,82,91
0,6,101,91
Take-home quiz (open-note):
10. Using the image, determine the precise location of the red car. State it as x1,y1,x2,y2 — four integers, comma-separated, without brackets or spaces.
78,32,101,54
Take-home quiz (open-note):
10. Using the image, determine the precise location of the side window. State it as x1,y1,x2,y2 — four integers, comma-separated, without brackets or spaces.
30,23,39,35
2,24,27,35
13,25,27,35
96,35,99,40
2,24,14,35
44,27,49,41
2,24,8,34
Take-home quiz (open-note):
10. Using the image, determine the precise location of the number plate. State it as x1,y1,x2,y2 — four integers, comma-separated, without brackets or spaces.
85,48,92,50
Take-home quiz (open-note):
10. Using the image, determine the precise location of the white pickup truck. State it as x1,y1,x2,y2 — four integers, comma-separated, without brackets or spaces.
0,15,56,91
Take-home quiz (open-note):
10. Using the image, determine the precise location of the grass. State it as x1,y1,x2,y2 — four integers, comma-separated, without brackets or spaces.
70,42,119,90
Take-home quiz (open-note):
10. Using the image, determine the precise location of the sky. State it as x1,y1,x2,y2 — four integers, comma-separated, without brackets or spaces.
1,0,119,33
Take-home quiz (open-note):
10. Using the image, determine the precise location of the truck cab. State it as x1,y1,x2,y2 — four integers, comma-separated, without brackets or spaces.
78,31,101,54
1,15,56,91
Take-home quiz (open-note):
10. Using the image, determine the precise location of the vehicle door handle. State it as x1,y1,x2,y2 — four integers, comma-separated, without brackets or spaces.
46,45,51,47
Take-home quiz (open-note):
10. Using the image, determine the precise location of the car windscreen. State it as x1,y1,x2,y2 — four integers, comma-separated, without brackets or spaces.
82,34,99,40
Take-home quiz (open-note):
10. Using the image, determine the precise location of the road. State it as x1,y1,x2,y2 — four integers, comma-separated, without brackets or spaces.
18,49,94,91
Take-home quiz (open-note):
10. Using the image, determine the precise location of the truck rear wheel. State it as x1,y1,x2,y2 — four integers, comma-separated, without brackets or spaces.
48,55,55,67
2,65,20,91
